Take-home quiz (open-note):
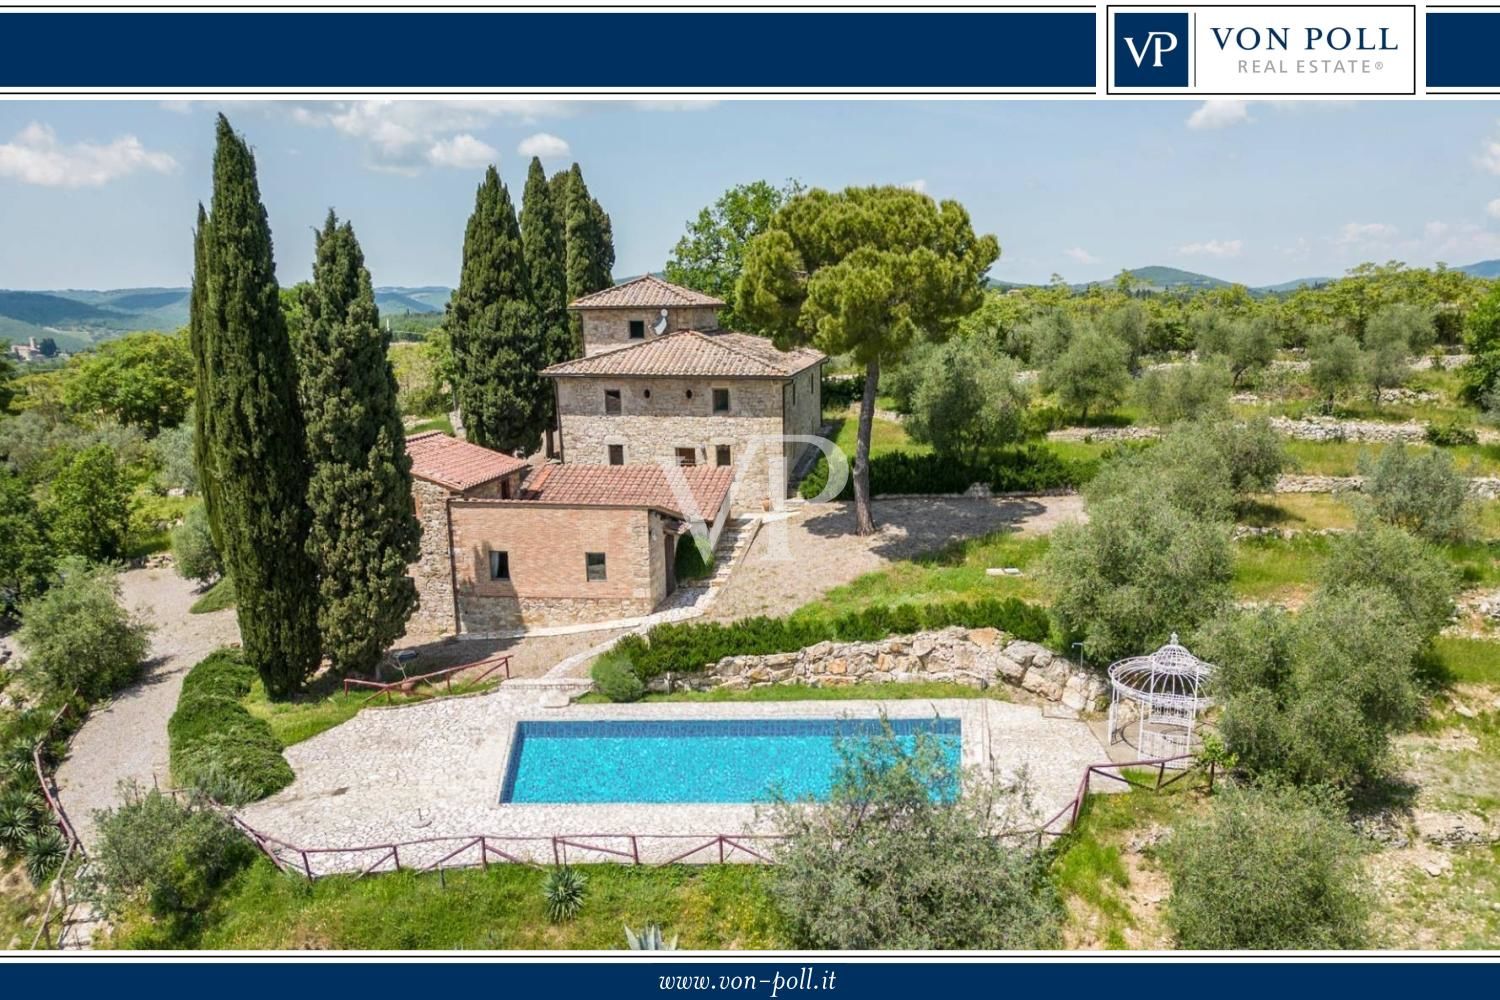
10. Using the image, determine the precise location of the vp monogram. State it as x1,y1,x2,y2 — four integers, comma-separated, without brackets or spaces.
1124,30,1180,68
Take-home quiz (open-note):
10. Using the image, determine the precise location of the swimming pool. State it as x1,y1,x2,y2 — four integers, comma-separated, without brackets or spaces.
498,717,962,804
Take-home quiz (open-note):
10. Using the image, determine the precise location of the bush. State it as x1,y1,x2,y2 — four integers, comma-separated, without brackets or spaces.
85,783,256,918
1163,783,1369,949
904,338,1029,462
1358,444,1473,542
167,649,292,805
16,558,152,702
820,373,863,410
770,720,1060,949
612,597,1051,682
591,651,645,703
1134,363,1231,426
543,866,587,922
1425,421,1479,447
151,422,199,494
1319,520,1457,639
673,536,713,583
171,504,223,585
43,443,132,562
799,444,1091,501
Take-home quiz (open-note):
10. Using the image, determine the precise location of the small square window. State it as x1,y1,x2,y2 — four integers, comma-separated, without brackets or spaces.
608,444,625,465
628,320,645,339
715,444,732,467
712,388,730,413
489,551,510,581
585,552,607,582
604,389,622,415
676,447,697,467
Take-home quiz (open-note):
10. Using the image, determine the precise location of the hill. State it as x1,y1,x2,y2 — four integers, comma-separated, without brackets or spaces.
1457,259,1500,279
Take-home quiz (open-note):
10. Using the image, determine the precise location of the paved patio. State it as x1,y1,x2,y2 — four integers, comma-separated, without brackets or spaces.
236,689,1109,875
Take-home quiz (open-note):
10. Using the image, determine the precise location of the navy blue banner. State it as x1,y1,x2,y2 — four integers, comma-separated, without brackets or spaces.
1428,11,1500,88
0,11,1096,90
0,961,1493,995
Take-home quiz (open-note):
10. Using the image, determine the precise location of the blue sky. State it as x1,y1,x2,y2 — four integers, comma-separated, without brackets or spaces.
3,99,1500,290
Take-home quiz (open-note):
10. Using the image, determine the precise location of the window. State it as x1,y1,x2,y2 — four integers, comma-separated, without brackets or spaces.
500,477,514,500
676,447,697,467
585,552,607,582
604,389,622,415
790,379,797,405
608,444,625,465
489,551,510,581
712,388,730,413
628,320,645,339
715,444,732,467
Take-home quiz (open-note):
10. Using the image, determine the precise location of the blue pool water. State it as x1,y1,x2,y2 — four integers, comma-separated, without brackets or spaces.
499,717,962,804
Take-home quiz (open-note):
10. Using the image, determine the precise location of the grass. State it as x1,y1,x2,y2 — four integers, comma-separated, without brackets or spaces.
189,575,236,614
242,675,508,747
1283,438,1500,477
405,413,455,437
125,491,199,559
577,680,1014,706
1237,493,1357,531
825,406,931,461
1231,534,1330,602
107,858,788,950
1431,636,1500,686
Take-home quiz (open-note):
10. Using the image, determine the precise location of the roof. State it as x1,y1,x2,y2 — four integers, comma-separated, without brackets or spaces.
541,328,825,380
519,464,734,521
569,274,725,311
406,431,529,492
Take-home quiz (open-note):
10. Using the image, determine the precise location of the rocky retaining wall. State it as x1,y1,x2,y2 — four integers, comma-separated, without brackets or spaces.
1274,474,1500,499
646,626,1108,713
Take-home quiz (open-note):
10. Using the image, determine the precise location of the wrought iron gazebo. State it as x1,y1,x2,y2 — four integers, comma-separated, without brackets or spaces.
1106,633,1215,766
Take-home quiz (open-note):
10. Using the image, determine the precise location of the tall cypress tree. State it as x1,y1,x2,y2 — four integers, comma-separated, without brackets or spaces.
188,204,222,553
294,211,421,675
194,114,321,697
556,163,615,348
520,157,570,448
449,165,545,452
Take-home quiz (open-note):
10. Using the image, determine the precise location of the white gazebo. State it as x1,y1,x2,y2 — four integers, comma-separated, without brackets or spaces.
1106,633,1215,766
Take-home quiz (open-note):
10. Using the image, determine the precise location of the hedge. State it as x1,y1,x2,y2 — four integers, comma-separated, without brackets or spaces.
168,649,293,805
821,373,864,409
798,444,1095,501
609,597,1051,683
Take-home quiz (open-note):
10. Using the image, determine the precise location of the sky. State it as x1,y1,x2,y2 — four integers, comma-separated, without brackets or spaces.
4,99,1500,291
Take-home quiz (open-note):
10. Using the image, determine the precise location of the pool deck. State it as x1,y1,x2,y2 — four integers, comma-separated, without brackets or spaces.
236,687,1110,875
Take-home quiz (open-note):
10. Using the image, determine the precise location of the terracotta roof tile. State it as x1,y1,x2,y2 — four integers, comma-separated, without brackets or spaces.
519,464,734,521
406,432,529,492
569,274,725,310
541,329,825,379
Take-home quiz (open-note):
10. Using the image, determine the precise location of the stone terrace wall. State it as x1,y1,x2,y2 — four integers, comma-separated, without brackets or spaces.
1275,474,1500,499
650,626,1107,713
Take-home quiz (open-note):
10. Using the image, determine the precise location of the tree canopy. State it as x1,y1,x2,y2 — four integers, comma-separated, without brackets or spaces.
665,179,802,329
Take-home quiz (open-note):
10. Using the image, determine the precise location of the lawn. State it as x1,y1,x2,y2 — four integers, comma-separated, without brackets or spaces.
578,680,1014,705
107,858,789,950
1431,636,1500,686
242,674,507,747
1284,439,1500,477
189,574,235,614
405,413,455,437
1237,493,1356,531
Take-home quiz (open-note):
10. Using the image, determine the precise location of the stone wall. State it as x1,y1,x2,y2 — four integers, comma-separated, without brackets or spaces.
449,501,665,631
1268,415,1428,444
1275,473,1500,499
557,375,789,510
650,626,1108,713
781,365,823,473
408,475,519,634
581,306,722,355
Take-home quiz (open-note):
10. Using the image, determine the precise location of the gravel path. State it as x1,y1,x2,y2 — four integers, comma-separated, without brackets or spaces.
54,569,239,847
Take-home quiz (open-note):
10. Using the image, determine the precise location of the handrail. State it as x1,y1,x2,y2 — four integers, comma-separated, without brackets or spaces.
341,653,512,702
1032,753,1211,844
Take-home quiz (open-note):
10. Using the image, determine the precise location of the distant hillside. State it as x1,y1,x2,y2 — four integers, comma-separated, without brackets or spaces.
1121,266,1230,291
1458,259,1500,279
0,284,455,351
990,267,1342,296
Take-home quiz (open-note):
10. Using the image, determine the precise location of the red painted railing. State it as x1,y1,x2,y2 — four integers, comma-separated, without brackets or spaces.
1034,753,1210,844
341,653,512,703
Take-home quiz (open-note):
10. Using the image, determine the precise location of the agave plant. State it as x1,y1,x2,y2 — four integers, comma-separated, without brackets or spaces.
23,826,65,886
542,866,587,923
2,736,37,778
0,802,38,853
625,923,679,950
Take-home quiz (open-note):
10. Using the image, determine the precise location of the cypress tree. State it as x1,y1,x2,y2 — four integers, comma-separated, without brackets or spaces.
449,165,546,452
556,163,616,347
188,204,222,553
194,114,321,697
294,211,421,675
520,157,570,448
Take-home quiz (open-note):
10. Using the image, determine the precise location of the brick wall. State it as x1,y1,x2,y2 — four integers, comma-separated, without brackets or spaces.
581,306,722,355
408,473,523,634
447,501,667,630
556,375,787,510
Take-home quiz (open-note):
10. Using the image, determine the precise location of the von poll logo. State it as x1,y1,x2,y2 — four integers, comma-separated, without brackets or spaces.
1114,12,1190,87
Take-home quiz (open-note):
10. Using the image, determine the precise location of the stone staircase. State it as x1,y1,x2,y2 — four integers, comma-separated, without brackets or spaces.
704,516,760,587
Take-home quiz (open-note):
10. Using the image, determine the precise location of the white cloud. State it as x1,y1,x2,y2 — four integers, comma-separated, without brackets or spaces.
1480,132,1500,175
1178,239,1243,258
517,132,570,160
0,122,177,188
1186,101,1251,130
1334,222,1399,246
1487,199,1500,221
1063,247,1098,264
900,179,928,194
426,134,497,170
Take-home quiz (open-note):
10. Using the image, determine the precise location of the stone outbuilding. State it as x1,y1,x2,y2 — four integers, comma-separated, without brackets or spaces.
544,274,826,510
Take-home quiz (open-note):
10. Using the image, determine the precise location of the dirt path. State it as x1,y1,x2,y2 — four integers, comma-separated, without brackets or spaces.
54,568,239,847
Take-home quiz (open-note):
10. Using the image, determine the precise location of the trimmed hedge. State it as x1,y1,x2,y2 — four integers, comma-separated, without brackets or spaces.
609,597,1051,683
168,649,293,805
799,445,1094,501
821,373,864,409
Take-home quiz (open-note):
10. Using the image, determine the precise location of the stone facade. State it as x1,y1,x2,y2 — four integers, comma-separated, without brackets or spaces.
447,501,669,632
581,306,722,355
556,369,822,511
649,627,1108,714
408,474,521,634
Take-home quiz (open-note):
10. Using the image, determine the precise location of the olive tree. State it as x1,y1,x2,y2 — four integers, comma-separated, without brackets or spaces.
1133,362,1231,426
1041,324,1131,425
904,337,1029,463
1357,444,1472,542
1307,327,1363,411
1194,314,1277,388
16,558,152,701
1319,520,1457,640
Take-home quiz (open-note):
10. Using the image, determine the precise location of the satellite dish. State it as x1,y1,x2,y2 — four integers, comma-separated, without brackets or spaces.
653,308,669,335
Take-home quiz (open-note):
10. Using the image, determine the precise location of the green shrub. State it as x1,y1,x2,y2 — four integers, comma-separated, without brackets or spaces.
16,557,152,702
23,825,66,887
673,536,714,583
1358,444,1474,542
171,504,222,585
85,783,257,918
167,650,293,805
1319,520,1457,639
799,445,1092,501
1163,783,1369,949
821,374,863,409
543,866,587,922
591,651,645,703
1425,421,1478,447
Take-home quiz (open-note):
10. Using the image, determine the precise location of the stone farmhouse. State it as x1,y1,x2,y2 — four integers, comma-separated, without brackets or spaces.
543,274,826,510
404,274,825,635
